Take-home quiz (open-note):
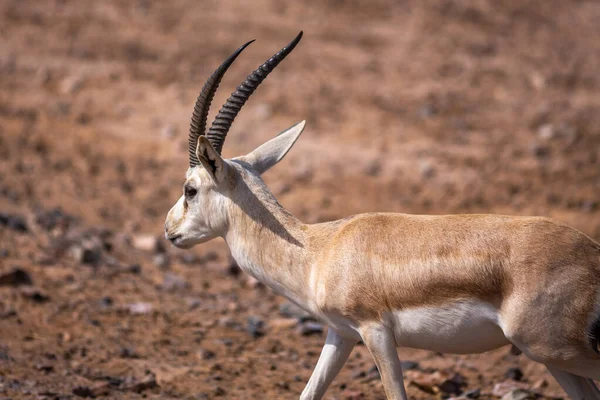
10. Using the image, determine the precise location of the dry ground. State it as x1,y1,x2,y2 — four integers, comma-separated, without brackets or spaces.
1,1,600,399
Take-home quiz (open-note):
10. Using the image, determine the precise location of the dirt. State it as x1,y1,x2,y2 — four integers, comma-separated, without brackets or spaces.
1,0,600,399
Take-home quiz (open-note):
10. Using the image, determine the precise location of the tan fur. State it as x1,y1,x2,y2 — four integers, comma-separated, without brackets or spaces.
165,126,600,399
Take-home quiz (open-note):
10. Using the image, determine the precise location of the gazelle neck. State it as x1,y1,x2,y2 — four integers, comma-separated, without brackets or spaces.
223,179,315,307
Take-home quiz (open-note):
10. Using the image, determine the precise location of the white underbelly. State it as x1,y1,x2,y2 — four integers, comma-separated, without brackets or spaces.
388,300,509,354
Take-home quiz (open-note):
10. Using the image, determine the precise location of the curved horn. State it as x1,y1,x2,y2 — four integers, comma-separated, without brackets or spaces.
188,40,254,167
206,31,303,155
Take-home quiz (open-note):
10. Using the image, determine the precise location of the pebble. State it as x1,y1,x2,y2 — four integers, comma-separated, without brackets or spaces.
132,234,163,253
279,301,314,321
198,349,216,360
153,253,170,269
99,296,113,308
464,388,481,398
20,287,50,303
0,212,28,232
127,302,153,315
365,365,380,381
501,389,535,400
342,389,365,399
60,75,84,94
247,316,265,339
297,321,324,336
400,360,419,371
72,386,94,397
505,367,524,381
226,258,241,276
492,381,531,397
351,369,366,379
161,273,188,292
0,268,33,287
124,374,157,393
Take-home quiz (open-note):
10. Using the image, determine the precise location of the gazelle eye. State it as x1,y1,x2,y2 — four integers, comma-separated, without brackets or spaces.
185,186,197,198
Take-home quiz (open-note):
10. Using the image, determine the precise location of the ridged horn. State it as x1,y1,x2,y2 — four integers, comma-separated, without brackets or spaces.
205,31,303,155
188,40,254,167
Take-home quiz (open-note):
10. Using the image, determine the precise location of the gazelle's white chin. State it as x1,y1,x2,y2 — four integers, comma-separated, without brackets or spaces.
167,233,216,249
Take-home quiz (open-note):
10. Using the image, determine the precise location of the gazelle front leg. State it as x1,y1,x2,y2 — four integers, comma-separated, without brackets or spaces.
361,324,408,400
300,328,357,400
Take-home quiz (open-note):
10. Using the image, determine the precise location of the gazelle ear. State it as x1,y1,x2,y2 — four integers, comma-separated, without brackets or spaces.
196,136,228,183
244,120,306,174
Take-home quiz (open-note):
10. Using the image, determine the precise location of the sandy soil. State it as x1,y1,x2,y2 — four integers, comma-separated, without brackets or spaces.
1,1,600,399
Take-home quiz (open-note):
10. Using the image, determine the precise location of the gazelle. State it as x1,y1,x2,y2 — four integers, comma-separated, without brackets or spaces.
164,32,600,399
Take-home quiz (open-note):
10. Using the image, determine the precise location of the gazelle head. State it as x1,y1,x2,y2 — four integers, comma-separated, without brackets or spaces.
165,32,305,249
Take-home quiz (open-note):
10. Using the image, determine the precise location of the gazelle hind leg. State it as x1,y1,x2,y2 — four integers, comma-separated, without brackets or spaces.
360,324,408,400
547,366,600,400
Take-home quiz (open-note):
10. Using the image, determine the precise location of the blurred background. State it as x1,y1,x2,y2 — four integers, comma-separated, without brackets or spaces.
1,1,600,399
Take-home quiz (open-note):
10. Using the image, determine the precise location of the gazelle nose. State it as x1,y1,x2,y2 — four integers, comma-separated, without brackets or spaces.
166,234,181,243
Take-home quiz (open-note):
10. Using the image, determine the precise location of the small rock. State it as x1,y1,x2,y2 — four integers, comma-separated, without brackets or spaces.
153,253,170,269
132,234,163,253
0,213,28,232
409,379,438,395
213,386,226,396
125,264,142,274
99,296,113,308
505,367,524,381
400,360,419,371
124,374,158,393
60,75,84,94
245,276,264,289
537,124,555,140
342,389,365,399
532,378,548,389
162,273,188,292
531,143,550,158
363,160,382,177
119,347,139,359
35,364,53,373
439,375,465,396
187,298,201,310
351,369,366,379
419,160,436,178
298,321,324,336
279,301,314,321
218,316,242,330
464,388,481,398
128,302,153,315
20,287,50,303
198,349,216,360
492,382,531,397
501,389,535,400
69,237,103,265
418,104,437,119
365,365,380,381
72,386,94,398
89,382,111,397
199,250,219,263
226,258,241,276
247,316,265,339
180,253,198,265
0,268,33,287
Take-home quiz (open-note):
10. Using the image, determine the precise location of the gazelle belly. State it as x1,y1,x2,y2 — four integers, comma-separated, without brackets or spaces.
389,300,509,354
